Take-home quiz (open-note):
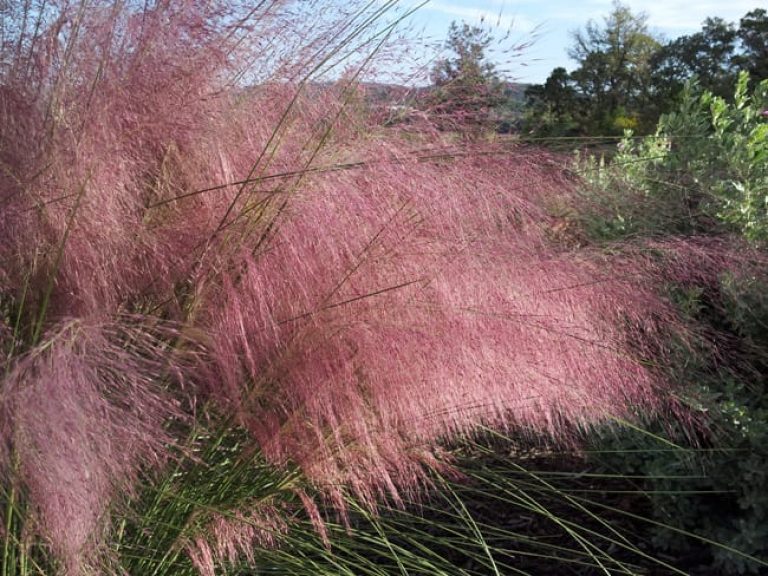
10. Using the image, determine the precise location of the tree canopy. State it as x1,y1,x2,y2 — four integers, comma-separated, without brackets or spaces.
429,21,504,130
524,4,768,138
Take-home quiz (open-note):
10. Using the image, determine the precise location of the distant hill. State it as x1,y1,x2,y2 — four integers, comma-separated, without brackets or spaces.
358,82,429,106
355,81,531,132
358,81,529,107
501,81,528,103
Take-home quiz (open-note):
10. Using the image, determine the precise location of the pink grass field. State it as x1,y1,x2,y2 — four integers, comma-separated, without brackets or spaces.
0,2,751,573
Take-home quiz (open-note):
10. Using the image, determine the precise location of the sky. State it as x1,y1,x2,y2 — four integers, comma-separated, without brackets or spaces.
395,0,764,84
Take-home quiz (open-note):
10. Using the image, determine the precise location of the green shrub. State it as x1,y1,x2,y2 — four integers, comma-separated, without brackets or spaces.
578,72,768,243
593,270,768,574
571,71,768,574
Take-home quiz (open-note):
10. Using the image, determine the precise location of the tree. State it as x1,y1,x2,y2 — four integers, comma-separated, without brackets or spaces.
531,67,578,117
429,21,505,131
524,5,767,139
651,17,738,102
568,1,660,133
523,67,580,136
736,8,768,82
648,9,765,112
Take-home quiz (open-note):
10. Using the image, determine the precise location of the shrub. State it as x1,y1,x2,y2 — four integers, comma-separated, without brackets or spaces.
573,70,768,573
577,72,768,242
593,268,768,573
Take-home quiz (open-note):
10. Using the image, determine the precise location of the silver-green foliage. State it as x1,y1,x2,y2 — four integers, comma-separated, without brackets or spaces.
584,71,768,242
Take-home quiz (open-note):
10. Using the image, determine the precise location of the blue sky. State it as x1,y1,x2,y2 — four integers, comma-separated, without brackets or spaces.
395,0,764,84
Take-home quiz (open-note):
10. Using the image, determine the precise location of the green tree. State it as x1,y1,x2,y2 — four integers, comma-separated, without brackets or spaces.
647,9,766,114
736,8,768,82
526,67,577,118
429,21,504,131
523,67,580,136
568,1,660,133
651,17,738,102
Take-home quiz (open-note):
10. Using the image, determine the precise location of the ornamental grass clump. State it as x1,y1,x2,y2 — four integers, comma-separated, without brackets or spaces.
0,1,736,574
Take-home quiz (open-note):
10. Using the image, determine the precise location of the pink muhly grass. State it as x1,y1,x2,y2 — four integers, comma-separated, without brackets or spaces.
187,505,289,576
195,140,693,512
0,1,395,319
0,2,750,574
0,319,184,573
0,2,436,570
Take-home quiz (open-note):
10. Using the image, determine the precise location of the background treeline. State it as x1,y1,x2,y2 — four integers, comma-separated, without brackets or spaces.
523,2,767,136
